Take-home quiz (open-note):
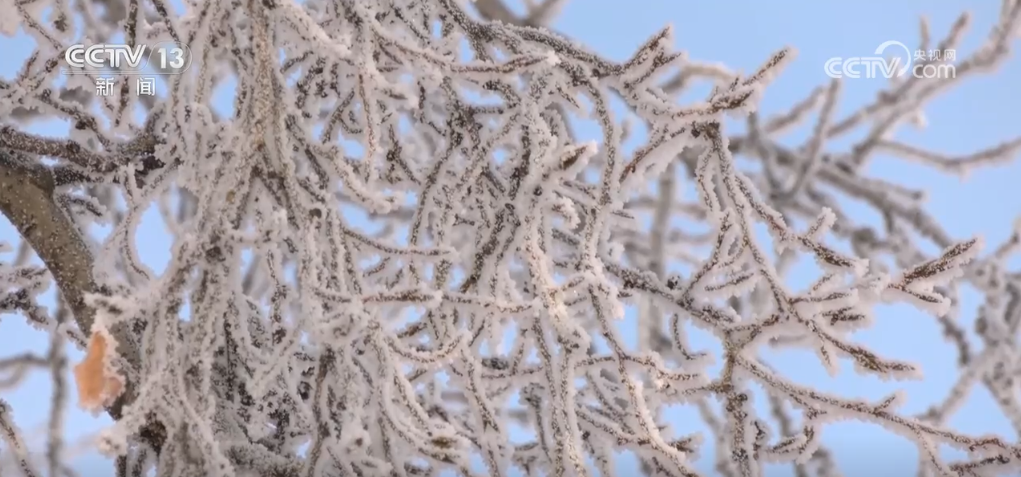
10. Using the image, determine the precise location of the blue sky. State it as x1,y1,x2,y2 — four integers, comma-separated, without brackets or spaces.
2,1,1020,476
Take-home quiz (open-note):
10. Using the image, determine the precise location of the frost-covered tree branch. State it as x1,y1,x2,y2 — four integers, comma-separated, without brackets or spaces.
1,0,1021,476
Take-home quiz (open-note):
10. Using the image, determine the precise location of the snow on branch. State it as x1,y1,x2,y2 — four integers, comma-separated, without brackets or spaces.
0,0,1020,476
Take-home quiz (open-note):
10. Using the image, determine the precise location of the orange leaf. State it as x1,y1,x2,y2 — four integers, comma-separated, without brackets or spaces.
73,330,125,411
